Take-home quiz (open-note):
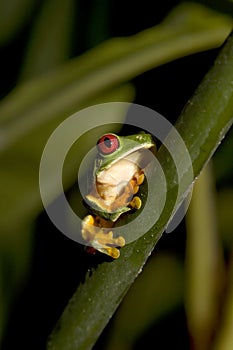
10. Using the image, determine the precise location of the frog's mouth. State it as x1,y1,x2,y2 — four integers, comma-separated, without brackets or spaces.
96,143,154,176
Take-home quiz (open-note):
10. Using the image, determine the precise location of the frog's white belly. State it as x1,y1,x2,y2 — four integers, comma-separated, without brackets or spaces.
96,158,139,204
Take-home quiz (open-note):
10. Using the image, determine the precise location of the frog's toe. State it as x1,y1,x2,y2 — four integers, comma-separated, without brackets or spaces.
81,215,97,240
133,185,139,194
82,214,95,226
131,172,144,194
130,196,142,209
137,173,145,185
97,246,121,259
115,236,126,247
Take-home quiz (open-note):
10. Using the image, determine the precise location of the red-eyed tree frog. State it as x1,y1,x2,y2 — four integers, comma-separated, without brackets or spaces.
81,132,155,259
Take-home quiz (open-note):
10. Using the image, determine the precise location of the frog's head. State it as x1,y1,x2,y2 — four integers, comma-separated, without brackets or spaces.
85,132,155,221
95,132,154,175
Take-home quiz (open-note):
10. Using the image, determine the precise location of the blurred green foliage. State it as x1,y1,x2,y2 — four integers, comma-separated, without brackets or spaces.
0,1,232,350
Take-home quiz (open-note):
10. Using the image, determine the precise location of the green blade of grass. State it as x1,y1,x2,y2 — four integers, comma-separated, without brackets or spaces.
215,256,233,350
47,32,233,350
20,0,76,80
0,0,36,45
185,162,225,350
104,253,184,350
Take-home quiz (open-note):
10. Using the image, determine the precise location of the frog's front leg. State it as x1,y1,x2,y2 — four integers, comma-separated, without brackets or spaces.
129,170,145,210
81,215,125,259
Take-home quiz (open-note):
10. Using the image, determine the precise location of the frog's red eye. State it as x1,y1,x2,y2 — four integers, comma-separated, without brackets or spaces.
97,134,120,155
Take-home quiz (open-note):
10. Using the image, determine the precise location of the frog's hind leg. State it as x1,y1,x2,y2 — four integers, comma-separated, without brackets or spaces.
81,215,125,259
129,196,142,209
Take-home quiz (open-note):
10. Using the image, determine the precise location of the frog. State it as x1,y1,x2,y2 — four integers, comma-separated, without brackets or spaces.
81,132,155,259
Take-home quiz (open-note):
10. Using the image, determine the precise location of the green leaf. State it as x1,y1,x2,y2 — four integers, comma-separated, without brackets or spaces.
217,188,233,247
0,0,36,44
46,30,233,350
20,0,76,80
214,257,233,350
185,162,225,349
104,253,184,350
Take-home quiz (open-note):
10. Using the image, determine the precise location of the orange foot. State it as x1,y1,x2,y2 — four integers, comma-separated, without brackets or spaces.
81,215,125,259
